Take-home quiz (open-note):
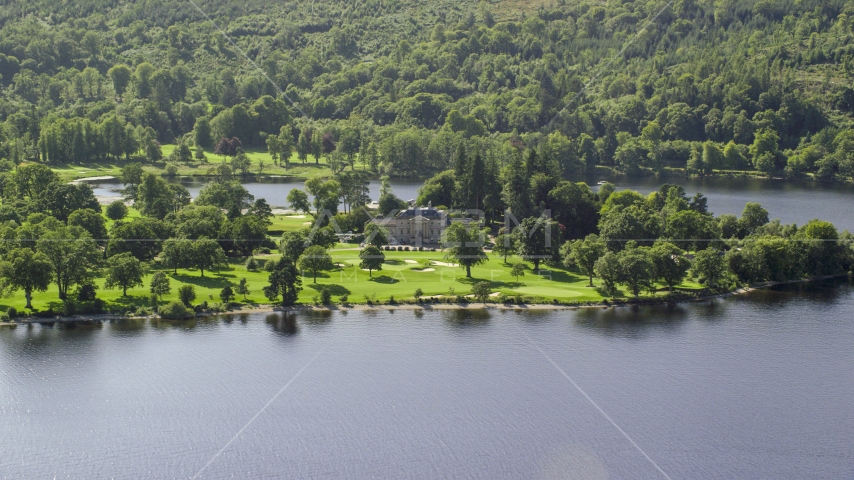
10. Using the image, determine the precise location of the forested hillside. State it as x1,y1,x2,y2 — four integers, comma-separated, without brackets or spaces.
0,0,853,179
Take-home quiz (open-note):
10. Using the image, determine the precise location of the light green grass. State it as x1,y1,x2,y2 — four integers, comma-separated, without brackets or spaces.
268,215,315,234
0,247,704,314
50,145,362,182
161,145,365,179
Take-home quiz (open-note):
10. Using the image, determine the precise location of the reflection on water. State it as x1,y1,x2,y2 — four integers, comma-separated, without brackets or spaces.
573,303,691,337
442,308,491,326
302,309,333,325
737,276,853,307
150,317,198,330
265,312,299,335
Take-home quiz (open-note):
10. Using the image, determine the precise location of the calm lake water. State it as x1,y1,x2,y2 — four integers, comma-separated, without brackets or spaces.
2,279,853,479
93,175,854,231
590,175,854,232
92,178,425,210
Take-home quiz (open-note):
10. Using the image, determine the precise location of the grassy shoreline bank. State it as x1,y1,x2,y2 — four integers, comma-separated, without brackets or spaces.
8,275,847,325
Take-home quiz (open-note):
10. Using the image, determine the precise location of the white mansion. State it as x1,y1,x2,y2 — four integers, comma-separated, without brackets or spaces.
372,205,471,245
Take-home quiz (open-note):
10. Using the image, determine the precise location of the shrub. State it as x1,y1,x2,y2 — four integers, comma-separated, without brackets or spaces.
159,301,192,320
320,287,332,305
76,284,97,302
414,288,423,300
7,307,17,318
253,247,271,255
471,282,492,302
61,299,77,316
0,312,9,322
209,302,228,313
339,294,348,304
388,295,396,305
149,293,160,309
245,257,258,271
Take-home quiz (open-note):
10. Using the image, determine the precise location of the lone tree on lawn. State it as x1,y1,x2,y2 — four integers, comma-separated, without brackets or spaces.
235,278,250,300
105,200,128,221
359,245,384,277
161,238,193,274
492,233,515,264
442,222,488,278
0,248,53,309
178,285,196,307
105,252,145,296
511,263,526,282
264,257,302,306
190,238,227,277
149,271,171,300
297,246,334,283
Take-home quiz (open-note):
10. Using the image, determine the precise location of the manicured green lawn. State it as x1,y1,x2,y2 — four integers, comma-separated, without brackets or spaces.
160,145,359,179
50,146,356,181
268,214,314,234
0,245,705,315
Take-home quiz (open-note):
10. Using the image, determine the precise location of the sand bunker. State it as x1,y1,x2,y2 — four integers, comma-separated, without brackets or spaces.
404,259,419,264
431,261,459,267
412,268,435,272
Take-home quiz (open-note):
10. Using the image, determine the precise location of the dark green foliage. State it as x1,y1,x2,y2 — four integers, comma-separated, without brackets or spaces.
104,252,145,296
149,271,171,300
514,217,563,272
297,245,334,283
442,222,488,277
319,287,332,305
178,285,196,307
471,282,492,302
263,257,302,306
219,286,234,304
359,245,384,277
0,0,849,184
107,217,170,261
0,248,52,309
159,301,192,320
106,201,128,221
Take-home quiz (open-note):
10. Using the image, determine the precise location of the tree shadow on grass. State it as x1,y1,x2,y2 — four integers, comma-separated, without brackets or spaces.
369,275,400,284
109,295,150,308
172,274,233,289
307,284,351,296
384,259,405,265
305,272,333,280
530,269,588,285
456,277,523,289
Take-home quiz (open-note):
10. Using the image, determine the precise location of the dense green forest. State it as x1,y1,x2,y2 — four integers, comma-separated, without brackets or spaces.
0,0,853,179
